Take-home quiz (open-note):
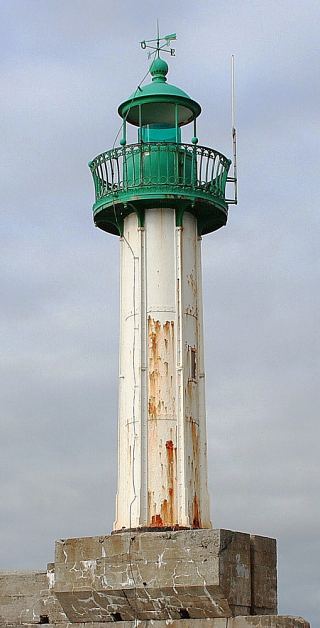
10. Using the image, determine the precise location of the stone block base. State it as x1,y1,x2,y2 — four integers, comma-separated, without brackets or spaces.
53,529,277,623
0,529,310,627
0,570,66,626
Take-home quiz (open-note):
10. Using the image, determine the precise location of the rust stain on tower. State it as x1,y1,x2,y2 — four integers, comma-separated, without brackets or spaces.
147,317,177,527
190,418,201,528
147,317,176,422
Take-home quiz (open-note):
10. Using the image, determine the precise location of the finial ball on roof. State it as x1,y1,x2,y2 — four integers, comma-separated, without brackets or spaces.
150,57,169,82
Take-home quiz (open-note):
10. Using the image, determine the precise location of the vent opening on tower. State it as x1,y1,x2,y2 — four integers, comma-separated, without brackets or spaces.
188,346,197,381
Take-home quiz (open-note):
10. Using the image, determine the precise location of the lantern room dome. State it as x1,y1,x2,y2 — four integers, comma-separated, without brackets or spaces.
118,56,201,127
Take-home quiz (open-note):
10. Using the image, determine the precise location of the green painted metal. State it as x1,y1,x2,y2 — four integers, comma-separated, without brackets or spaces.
139,125,181,143
149,57,169,78
89,142,231,236
89,48,233,235
118,56,201,127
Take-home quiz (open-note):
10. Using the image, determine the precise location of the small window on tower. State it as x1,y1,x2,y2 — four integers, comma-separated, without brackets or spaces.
189,347,197,381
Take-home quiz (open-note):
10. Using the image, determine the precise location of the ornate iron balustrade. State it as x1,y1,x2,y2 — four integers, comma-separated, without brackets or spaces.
89,142,231,204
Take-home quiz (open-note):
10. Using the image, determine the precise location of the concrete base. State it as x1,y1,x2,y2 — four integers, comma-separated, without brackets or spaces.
53,529,276,622
0,529,310,627
0,569,67,626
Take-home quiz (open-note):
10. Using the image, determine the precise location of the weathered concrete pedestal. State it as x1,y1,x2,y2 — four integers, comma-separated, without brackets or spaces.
50,529,308,627
0,529,310,627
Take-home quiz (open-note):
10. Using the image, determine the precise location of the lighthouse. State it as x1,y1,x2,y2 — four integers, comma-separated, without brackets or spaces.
49,35,309,628
89,36,231,532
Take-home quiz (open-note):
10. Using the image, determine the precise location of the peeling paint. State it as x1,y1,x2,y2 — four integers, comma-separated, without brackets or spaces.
115,210,211,530
148,317,177,527
148,317,175,422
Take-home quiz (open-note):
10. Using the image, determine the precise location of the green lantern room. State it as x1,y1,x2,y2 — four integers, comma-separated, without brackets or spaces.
89,37,234,237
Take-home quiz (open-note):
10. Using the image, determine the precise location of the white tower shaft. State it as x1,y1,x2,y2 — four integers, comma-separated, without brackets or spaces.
115,208,211,530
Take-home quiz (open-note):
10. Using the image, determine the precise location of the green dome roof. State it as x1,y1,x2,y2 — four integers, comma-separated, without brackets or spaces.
128,79,192,100
118,57,201,127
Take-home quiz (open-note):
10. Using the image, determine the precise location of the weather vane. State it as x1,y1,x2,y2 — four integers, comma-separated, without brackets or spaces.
140,22,176,59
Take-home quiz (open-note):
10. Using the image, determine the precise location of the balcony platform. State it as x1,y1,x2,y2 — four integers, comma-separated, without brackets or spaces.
89,142,231,235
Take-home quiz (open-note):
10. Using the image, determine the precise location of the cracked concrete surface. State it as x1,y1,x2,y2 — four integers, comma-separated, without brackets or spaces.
0,569,67,625
0,530,310,627
53,530,274,623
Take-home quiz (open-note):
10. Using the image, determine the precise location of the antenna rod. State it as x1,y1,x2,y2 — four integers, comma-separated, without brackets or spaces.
157,18,160,57
231,54,238,204
231,55,235,129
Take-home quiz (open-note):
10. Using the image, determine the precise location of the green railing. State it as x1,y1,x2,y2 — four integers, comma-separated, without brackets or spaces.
89,142,231,204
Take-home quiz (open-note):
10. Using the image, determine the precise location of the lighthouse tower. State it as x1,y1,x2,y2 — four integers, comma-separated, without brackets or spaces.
48,36,309,628
0,31,310,628
89,38,231,532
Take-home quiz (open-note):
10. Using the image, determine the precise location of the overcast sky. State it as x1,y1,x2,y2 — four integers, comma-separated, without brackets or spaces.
1,1,319,624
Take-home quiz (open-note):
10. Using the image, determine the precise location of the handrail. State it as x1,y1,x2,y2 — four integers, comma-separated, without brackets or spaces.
89,142,231,204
